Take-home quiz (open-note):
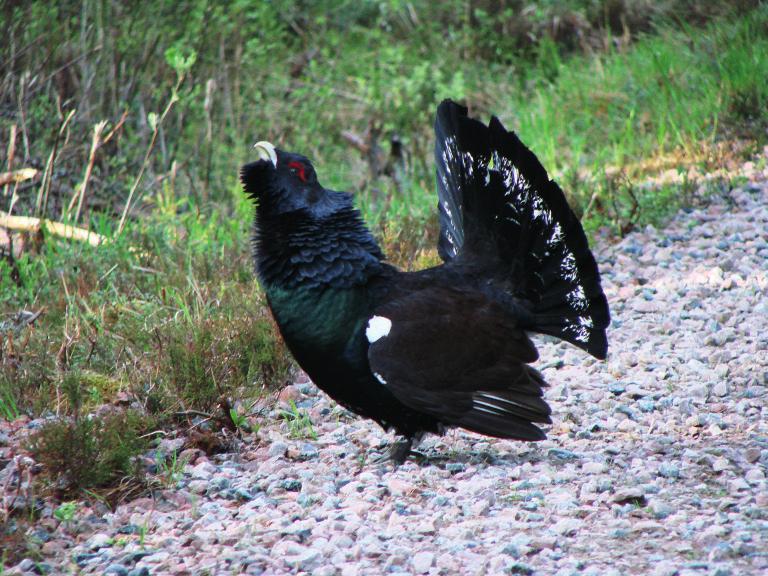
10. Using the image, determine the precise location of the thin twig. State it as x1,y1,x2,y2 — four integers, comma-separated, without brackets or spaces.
138,430,168,439
67,120,107,222
35,109,76,217
102,109,129,145
118,74,185,235
174,410,214,420
3,125,17,197
17,72,30,162
581,191,600,221
97,264,119,284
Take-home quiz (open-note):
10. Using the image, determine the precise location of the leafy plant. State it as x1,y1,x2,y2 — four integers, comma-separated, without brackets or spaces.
154,452,189,489
281,400,318,440
53,501,77,524
228,407,251,432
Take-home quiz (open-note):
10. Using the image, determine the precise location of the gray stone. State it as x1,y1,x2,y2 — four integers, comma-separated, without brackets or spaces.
157,436,185,455
744,447,761,463
612,488,646,506
745,467,765,484
286,547,321,570
548,448,579,461
297,443,319,460
658,463,681,479
412,551,434,573
268,441,288,457
187,479,208,494
649,499,675,519
582,461,606,474
712,382,728,397
551,518,581,536
189,461,216,480
87,533,113,550
16,559,36,572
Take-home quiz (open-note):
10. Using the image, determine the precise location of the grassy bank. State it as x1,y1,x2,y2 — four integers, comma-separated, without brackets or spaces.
0,0,767,512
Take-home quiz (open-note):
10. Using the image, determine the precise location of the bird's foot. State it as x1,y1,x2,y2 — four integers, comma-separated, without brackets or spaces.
372,438,414,466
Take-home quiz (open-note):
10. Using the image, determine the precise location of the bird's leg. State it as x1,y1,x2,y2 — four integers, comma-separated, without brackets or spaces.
372,437,413,466
373,432,425,466
387,437,414,466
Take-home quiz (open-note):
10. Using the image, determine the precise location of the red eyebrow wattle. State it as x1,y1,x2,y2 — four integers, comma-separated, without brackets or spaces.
287,161,306,182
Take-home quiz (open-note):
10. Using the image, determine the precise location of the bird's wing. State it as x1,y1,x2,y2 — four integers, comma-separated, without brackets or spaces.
434,99,609,359
366,287,551,440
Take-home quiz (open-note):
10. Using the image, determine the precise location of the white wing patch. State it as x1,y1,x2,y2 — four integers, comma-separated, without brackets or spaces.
365,315,392,343
373,372,387,386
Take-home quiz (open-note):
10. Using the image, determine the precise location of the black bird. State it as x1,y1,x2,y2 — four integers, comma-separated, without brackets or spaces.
242,100,609,463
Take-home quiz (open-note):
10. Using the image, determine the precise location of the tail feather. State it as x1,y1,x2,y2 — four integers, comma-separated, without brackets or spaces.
458,411,547,441
434,100,609,359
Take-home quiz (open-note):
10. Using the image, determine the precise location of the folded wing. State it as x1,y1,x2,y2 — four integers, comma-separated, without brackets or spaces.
367,287,551,441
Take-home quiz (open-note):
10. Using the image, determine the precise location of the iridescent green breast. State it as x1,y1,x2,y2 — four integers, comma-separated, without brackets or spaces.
265,284,369,366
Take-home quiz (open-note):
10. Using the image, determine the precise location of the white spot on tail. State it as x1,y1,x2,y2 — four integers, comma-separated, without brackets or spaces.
366,316,392,343
373,372,387,386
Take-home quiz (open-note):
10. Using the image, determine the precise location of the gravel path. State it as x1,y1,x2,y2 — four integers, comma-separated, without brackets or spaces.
3,178,768,575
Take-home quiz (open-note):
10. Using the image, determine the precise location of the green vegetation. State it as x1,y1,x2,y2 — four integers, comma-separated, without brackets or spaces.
281,400,319,440
0,0,767,516
25,409,153,496
52,501,78,525
155,451,190,488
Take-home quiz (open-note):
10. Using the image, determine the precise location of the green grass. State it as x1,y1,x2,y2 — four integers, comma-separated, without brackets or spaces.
358,7,768,230
155,451,190,489
281,400,319,441
0,206,292,415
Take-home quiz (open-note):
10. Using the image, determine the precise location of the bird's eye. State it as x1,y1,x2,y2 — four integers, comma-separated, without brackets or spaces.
287,161,307,183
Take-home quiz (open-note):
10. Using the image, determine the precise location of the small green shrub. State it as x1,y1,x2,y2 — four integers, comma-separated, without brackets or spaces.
53,501,77,524
281,400,318,440
152,297,292,413
26,410,154,494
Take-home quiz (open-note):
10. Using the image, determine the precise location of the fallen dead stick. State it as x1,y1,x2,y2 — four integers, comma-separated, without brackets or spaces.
0,212,106,246
0,168,38,187
0,212,148,257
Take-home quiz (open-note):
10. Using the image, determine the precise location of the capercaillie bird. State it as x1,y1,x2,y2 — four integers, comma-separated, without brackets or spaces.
241,100,609,463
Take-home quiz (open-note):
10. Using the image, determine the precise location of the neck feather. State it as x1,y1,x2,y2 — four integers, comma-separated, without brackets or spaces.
253,207,385,289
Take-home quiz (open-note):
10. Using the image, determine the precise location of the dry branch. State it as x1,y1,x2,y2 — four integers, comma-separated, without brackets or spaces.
67,120,108,222
0,212,106,247
103,110,129,145
0,168,37,187
3,124,18,197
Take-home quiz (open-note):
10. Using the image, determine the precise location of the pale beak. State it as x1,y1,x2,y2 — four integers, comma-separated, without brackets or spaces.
253,141,277,167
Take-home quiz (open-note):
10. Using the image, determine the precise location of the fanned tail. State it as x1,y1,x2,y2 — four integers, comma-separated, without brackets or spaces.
434,100,610,359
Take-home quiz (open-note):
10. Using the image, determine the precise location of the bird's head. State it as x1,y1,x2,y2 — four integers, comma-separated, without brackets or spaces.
241,141,352,217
